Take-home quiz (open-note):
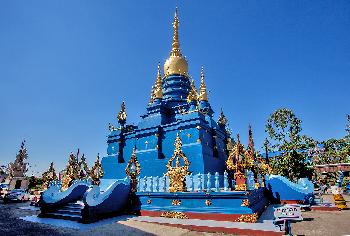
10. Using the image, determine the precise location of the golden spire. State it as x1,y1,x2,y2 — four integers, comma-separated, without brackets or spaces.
187,79,199,102
154,63,163,99
164,8,188,77
170,8,181,57
199,66,208,101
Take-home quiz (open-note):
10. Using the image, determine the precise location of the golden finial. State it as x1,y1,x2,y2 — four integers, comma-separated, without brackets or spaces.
218,108,228,126
154,63,163,99
199,66,208,101
117,101,127,125
164,8,188,77
171,7,181,57
187,79,199,102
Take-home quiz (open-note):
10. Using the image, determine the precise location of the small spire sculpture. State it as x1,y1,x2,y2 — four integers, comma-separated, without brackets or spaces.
78,154,90,179
90,153,104,185
117,101,127,126
154,63,163,100
218,109,228,126
8,140,29,178
199,66,208,102
187,79,199,103
125,148,141,192
165,133,190,192
42,162,57,189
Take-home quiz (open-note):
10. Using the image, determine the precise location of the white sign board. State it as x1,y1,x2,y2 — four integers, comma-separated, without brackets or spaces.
274,204,303,222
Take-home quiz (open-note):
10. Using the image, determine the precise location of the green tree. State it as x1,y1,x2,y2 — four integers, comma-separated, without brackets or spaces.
265,108,315,181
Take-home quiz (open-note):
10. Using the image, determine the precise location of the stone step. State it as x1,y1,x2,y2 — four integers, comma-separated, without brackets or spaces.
56,209,82,215
45,212,82,222
62,204,84,210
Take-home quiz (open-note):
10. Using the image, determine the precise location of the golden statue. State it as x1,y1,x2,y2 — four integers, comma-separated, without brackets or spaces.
165,133,190,192
125,148,141,192
164,8,189,77
90,154,104,185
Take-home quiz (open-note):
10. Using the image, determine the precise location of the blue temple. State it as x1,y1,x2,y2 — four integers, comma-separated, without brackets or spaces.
101,10,228,181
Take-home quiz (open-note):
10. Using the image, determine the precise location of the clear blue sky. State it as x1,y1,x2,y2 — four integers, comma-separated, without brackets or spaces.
0,1,349,176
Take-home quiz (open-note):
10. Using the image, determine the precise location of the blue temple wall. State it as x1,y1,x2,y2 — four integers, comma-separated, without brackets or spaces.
102,114,228,180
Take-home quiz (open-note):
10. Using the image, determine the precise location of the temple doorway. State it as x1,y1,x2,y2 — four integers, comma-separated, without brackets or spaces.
15,180,22,189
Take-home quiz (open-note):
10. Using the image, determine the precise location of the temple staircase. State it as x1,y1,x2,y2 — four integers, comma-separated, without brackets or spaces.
44,200,84,222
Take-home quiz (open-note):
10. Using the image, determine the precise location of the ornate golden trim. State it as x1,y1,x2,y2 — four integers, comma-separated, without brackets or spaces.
205,199,212,206
165,133,190,192
241,199,249,207
235,213,257,223
161,211,188,219
125,148,141,192
172,199,181,206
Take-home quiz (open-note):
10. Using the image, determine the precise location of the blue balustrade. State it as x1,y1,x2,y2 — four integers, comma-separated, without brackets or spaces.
224,170,228,191
207,172,212,191
215,172,219,192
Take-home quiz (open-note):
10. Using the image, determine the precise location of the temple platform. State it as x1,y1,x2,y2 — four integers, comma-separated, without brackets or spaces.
135,187,269,222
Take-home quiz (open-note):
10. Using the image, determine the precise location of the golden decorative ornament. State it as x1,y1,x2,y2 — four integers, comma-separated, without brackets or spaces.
172,199,181,206
90,154,104,185
217,109,228,126
42,162,58,189
147,199,152,204
235,214,258,223
205,199,212,206
187,133,191,138
125,148,141,192
117,101,127,124
235,183,247,191
161,211,188,219
241,199,250,207
196,138,201,143
165,133,190,192
164,8,188,77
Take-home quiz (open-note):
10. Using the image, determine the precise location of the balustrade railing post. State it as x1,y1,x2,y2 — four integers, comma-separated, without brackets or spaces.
162,175,167,192
149,176,153,192
143,176,147,192
155,176,159,192
137,177,141,192
197,173,202,191
215,172,219,192
207,172,211,191
189,174,194,192
224,170,228,191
